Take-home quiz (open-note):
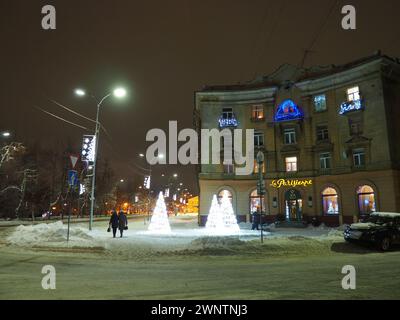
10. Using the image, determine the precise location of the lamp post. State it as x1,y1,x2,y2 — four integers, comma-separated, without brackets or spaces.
256,151,265,243
75,87,126,230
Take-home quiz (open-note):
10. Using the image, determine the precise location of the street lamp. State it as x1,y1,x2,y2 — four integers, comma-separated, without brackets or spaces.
1,131,11,138
75,86,127,230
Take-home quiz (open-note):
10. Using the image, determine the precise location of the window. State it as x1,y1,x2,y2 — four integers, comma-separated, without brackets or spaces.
254,131,264,147
353,148,365,167
285,157,298,172
316,125,329,141
218,189,233,204
320,152,331,169
314,95,327,112
253,160,266,174
322,187,339,215
223,164,234,174
349,119,363,135
249,189,266,214
222,107,234,119
347,86,360,102
252,105,264,120
357,185,376,215
284,128,296,144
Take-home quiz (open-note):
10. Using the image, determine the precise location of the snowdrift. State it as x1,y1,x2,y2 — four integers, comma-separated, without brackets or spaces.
7,221,96,247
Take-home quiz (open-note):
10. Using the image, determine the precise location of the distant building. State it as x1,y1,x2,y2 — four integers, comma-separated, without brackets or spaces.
194,52,400,227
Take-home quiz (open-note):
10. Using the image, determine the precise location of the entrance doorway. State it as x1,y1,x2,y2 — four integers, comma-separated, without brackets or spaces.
285,189,302,221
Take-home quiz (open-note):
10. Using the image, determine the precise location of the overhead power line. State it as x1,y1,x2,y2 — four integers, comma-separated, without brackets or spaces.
34,105,88,131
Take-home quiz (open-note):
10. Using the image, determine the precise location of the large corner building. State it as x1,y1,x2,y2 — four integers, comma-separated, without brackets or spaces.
194,52,400,227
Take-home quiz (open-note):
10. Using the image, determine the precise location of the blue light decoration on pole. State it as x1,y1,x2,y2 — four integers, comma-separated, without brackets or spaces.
274,99,304,122
339,99,363,115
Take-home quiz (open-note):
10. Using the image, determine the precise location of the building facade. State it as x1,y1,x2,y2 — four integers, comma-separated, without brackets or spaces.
194,53,400,227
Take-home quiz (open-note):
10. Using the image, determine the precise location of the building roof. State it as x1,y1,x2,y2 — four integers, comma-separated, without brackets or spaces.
200,51,400,93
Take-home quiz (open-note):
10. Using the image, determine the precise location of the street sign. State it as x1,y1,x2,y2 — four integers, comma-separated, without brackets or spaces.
69,154,79,169
68,170,78,187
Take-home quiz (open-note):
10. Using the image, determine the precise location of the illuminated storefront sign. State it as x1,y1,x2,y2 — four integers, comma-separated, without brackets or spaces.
274,99,304,122
270,179,313,188
339,99,363,115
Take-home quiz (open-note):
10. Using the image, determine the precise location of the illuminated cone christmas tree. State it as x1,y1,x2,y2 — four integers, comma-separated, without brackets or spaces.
219,191,240,232
148,192,171,233
205,195,224,230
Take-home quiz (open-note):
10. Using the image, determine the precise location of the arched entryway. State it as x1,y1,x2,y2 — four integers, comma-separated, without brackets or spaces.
284,189,302,221
357,185,376,215
217,189,233,204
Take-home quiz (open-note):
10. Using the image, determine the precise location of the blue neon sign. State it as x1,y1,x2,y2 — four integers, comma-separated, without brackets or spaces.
339,99,363,115
274,99,304,122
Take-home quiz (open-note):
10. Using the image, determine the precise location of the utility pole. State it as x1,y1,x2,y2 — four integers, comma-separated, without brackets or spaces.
256,151,265,243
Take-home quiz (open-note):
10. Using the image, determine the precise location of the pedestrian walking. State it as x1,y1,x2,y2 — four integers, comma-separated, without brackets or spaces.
118,210,128,238
109,210,119,238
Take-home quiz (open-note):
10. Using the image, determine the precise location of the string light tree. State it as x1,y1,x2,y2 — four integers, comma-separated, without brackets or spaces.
148,192,172,234
219,191,240,234
205,195,224,232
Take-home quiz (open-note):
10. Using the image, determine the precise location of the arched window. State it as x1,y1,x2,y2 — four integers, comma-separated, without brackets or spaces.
322,187,339,215
218,189,233,204
357,185,376,215
249,189,266,214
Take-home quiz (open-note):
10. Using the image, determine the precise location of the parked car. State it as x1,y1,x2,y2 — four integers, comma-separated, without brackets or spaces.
344,212,400,251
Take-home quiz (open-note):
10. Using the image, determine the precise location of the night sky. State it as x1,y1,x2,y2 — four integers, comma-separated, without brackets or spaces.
1,0,399,194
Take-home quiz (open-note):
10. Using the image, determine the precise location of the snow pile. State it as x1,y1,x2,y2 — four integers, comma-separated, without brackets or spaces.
7,221,95,247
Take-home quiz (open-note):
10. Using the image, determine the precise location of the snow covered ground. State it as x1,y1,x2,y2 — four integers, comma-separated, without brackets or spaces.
4,215,345,259
1,215,399,299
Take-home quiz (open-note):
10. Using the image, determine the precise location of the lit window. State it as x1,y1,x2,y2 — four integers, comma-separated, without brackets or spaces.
357,185,376,215
316,125,329,141
347,86,360,102
314,95,327,112
253,160,266,174
254,131,264,147
284,128,296,144
320,153,331,169
249,189,266,214
322,187,339,215
218,189,233,204
252,105,264,120
353,148,365,167
285,157,297,172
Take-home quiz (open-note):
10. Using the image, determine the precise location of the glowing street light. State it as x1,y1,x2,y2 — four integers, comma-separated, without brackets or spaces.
75,89,86,96
173,173,178,178
75,86,127,230
1,131,11,138
113,87,127,98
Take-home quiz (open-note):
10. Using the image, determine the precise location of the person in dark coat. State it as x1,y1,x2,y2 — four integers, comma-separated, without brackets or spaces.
251,208,260,231
109,210,119,238
118,210,128,238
